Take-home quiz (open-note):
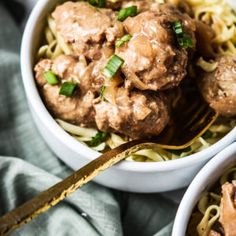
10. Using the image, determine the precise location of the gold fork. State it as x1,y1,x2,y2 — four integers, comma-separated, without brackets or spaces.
0,88,218,235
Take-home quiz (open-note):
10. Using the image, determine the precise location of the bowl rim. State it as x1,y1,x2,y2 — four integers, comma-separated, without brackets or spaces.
21,0,236,173
172,142,236,236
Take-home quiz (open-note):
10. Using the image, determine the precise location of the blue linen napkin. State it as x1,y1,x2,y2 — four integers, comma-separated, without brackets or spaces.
0,1,181,235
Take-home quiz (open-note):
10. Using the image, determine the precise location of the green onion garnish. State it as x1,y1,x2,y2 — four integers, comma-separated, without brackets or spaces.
88,131,108,147
103,55,124,79
172,21,193,49
115,34,132,48
117,6,137,21
88,0,105,8
43,71,59,85
177,36,193,49
100,85,106,99
173,21,183,35
59,82,78,97
202,130,213,139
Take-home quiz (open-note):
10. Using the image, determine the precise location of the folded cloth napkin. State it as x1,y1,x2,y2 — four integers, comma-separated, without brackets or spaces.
0,1,183,235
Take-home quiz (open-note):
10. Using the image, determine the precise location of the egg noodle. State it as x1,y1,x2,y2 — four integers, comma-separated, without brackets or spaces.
37,0,236,162
187,167,236,236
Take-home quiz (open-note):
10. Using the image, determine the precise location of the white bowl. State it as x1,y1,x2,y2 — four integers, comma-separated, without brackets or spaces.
172,142,236,235
21,0,236,193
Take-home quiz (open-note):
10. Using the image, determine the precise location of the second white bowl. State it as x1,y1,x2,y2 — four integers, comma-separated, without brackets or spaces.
172,142,236,235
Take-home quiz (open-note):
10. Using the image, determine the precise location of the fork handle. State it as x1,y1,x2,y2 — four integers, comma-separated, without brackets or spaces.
0,140,156,236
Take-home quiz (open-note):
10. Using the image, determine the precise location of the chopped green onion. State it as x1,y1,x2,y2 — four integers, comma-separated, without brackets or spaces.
172,21,183,35
117,6,137,21
202,130,213,139
88,0,105,8
59,82,78,97
100,85,106,99
115,34,132,48
88,131,108,147
177,36,193,49
103,55,124,79
172,21,193,49
43,71,59,85
169,146,192,156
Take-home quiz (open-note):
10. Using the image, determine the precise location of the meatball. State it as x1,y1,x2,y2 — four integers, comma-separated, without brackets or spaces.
36,55,108,93
35,55,170,138
34,55,97,126
52,1,122,60
93,88,170,139
116,4,196,91
219,182,236,236
198,56,236,117
40,85,96,127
